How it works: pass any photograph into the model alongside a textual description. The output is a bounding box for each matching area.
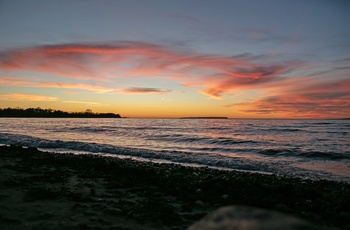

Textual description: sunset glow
[1,1,349,118]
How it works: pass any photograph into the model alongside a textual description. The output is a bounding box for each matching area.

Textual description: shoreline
[0,145,349,229]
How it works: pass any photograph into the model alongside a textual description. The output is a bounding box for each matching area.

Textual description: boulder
[188,205,322,230]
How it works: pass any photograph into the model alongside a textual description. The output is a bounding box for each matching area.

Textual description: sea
[0,118,349,183]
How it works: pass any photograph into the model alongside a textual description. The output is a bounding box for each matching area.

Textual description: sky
[0,0,349,118]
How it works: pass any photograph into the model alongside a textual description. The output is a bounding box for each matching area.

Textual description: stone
[188,205,321,230]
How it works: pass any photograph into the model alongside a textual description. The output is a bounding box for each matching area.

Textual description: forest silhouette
[0,107,121,118]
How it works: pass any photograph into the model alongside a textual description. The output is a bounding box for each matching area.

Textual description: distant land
[180,117,228,119]
[0,107,121,118]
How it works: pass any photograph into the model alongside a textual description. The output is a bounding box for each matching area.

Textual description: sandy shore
[0,145,349,229]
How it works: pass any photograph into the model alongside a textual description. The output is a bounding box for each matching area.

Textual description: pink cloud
[228,79,350,118]
[0,42,294,98]
[0,42,176,80]
[37,82,114,93]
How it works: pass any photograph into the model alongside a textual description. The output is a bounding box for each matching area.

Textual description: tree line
[0,107,121,118]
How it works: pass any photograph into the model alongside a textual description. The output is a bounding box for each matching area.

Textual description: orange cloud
[0,94,58,101]
[0,77,113,93]
[0,77,33,86]
[62,101,108,106]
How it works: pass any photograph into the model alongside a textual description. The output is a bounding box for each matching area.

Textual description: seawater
[0,118,349,182]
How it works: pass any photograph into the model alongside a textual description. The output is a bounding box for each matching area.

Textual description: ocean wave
[258,148,350,160]
[67,126,112,133]
[262,128,305,132]
[211,138,257,145]
[65,125,184,134]
[1,132,349,182]
[0,132,263,171]
[147,134,259,146]
[312,122,333,125]
[295,151,350,160]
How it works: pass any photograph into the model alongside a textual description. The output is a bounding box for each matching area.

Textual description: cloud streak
[38,82,114,93]
[0,94,58,101]
[0,77,114,93]
[121,87,172,94]
[62,101,107,106]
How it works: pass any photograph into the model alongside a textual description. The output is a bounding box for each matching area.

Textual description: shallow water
[0,118,349,182]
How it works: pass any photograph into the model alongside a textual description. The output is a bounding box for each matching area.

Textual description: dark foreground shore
[0,145,349,229]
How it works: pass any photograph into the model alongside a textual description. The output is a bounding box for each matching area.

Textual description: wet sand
[0,145,349,229]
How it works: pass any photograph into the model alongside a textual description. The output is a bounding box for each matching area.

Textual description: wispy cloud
[0,94,58,101]
[226,79,350,118]
[62,101,107,106]
[0,42,166,80]
[175,14,301,45]
[0,77,113,93]
[37,82,114,93]
[175,14,224,34]
[121,87,172,94]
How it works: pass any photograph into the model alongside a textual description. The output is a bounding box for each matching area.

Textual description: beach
[0,145,349,229]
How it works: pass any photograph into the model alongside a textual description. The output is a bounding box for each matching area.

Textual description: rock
[195,200,204,208]
[188,205,321,230]
[222,194,229,200]
[103,207,123,216]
